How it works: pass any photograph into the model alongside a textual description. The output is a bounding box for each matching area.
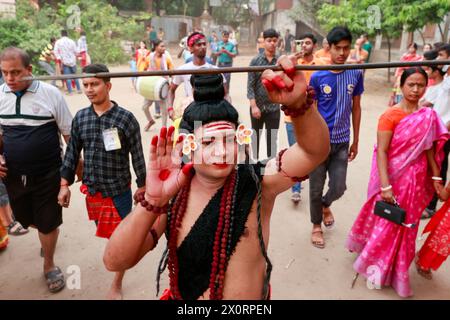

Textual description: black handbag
[374,199,415,228]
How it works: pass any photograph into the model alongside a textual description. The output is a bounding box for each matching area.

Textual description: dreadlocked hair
[156,74,271,300]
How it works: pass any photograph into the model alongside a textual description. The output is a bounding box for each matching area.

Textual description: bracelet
[276,148,309,182]
[380,185,392,192]
[280,86,315,118]
[432,176,443,181]
[140,200,168,215]
[60,183,69,187]
[167,107,174,112]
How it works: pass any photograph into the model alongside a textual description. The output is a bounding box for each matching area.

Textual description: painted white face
[195,121,237,166]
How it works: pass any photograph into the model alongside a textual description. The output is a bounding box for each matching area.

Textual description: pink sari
[346,107,449,297]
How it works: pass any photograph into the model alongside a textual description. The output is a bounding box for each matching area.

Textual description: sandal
[311,230,325,249]
[415,259,432,280]
[44,266,65,293]
[7,221,29,236]
[322,207,335,230]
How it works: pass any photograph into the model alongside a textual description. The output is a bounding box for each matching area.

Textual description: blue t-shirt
[310,70,364,144]
[129,60,137,72]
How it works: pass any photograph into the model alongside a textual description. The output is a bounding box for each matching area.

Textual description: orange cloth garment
[377,107,409,132]
[0,216,8,250]
[314,49,331,65]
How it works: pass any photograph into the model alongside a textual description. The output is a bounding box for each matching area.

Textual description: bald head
[0,47,31,68]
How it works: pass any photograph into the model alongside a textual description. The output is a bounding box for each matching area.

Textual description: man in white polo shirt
[167,32,227,120]
[0,47,76,293]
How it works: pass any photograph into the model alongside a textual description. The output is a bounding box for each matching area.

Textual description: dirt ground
[1,53,449,300]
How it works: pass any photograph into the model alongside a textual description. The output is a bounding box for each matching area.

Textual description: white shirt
[77,36,88,53]
[433,75,450,126]
[172,62,223,97]
[0,81,72,135]
[421,82,443,106]
[54,36,78,67]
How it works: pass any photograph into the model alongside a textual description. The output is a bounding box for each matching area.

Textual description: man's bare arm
[104,204,164,271]
[167,82,179,109]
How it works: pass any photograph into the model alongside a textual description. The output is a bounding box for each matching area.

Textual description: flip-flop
[44,266,65,293]
[311,230,325,249]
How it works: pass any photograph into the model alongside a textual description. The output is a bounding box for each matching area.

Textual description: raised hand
[142,126,193,208]
[261,55,308,109]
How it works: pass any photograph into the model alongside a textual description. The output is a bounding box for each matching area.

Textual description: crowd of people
[1,23,450,301]
[34,28,90,95]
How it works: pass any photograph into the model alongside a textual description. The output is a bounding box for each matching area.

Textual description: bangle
[432,176,443,181]
[168,107,174,112]
[380,185,392,192]
[60,183,69,187]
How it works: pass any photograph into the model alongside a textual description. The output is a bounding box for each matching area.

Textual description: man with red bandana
[167,32,227,120]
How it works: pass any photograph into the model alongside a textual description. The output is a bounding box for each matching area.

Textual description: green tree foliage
[315,0,449,43]
[0,0,150,72]
[396,0,450,43]
[109,0,146,11]
[211,0,253,28]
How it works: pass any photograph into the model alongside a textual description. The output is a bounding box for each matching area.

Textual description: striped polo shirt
[0,81,73,175]
[310,69,364,143]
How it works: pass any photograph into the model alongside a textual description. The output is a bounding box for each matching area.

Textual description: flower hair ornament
[179,133,198,155]
[236,124,252,146]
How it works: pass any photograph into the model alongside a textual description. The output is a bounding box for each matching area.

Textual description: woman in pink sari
[346,67,449,298]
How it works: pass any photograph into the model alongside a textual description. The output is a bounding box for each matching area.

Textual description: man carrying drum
[140,39,174,131]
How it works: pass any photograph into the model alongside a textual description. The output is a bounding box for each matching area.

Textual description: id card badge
[102,128,122,151]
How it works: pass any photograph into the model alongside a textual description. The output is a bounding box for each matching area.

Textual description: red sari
[417,199,450,270]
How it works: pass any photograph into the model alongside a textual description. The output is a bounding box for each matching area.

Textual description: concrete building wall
[151,15,194,43]
[0,0,16,18]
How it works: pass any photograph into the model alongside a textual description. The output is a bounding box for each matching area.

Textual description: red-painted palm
[140,126,193,207]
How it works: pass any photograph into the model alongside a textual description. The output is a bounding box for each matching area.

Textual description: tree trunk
[144,0,153,13]
[386,33,391,83]
[437,23,444,41]
[443,14,450,43]
[418,29,425,46]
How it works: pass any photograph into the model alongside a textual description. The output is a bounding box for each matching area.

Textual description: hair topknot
[180,74,238,133]
[190,74,225,102]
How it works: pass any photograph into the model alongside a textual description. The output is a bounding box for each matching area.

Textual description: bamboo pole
[22,60,450,81]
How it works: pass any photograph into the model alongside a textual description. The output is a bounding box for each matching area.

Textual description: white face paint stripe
[202,129,236,138]
[204,121,234,130]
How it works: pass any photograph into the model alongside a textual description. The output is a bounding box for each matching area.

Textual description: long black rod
[22,60,450,81]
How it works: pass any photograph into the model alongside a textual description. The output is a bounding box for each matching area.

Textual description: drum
[136,76,169,101]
